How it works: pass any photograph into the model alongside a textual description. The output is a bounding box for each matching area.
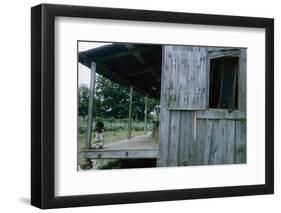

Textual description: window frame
[206,49,242,112]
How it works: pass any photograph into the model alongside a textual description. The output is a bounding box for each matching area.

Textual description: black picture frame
[31,3,274,209]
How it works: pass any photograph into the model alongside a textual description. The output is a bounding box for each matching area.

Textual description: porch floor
[81,134,158,159]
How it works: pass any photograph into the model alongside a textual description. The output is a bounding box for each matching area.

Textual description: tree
[79,74,158,121]
[96,75,129,119]
[78,84,89,120]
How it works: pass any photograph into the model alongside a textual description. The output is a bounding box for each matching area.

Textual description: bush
[78,116,154,133]
[79,126,85,134]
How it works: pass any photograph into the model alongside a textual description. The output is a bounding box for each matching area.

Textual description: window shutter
[162,46,207,110]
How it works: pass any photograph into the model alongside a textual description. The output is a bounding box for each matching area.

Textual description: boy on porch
[91,121,104,149]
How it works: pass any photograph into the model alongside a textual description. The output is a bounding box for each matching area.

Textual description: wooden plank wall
[196,115,246,165]
[158,110,246,166]
[158,46,247,167]
[158,46,207,166]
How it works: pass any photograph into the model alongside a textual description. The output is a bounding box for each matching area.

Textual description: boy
[91,121,104,149]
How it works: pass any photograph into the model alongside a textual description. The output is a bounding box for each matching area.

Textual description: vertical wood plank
[239,49,247,112]
[209,120,227,164]
[168,111,181,166]
[209,120,219,164]
[206,52,210,108]
[178,111,195,166]
[235,120,247,163]
[157,46,170,166]
[85,62,96,149]
[157,107,169,166]
[178,111,187,166]
[195,118,206,165]
[127,85,133,139]
[203,119,213,165]
[226,120,236,164]
[216,120,227,164]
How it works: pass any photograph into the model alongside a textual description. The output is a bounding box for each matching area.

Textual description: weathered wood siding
[238,49,247,112]
[158,46,207,166]
[158,46,246,167]
[196,114,246,165]
[158,110,246,166]
[162,46,207,110]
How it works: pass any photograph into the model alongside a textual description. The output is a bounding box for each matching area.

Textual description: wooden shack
[78,43,246,169]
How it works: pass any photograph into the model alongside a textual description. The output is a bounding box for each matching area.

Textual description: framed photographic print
[31,3,274,209]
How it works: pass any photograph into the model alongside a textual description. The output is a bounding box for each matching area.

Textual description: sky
[78,41,112,87]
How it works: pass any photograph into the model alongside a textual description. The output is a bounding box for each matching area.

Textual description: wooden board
[195,118,207,165]
[82,134,158,159]
[162,46,207,110]
[235,120,247,163]
[85,62,96,149]
[167,111,181,166]
[197,109,246,120]
[178,111,195,166]
[83,150,157,159]
[226,120,236,164]
[157,46,171,166]
[209,49,240,59]
[203,119,213,164]
[238,49,247,112]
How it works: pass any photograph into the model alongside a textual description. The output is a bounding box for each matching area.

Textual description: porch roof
[78,43,162,98]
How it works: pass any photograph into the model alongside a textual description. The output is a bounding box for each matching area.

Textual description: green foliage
[78,84,89,120]
[78,117,153,133]
[95,75,129,119]
[78,74,158,121]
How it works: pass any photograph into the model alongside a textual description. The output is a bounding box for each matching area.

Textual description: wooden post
[144,95,148,134]
[238,49,247,112]
[85,62,96,149]
[127,85,133,139]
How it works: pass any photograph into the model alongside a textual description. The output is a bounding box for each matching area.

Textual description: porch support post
[144,95,148,134]
[85,62,96,149]
[127,85,133,139]
[80,62,96,170]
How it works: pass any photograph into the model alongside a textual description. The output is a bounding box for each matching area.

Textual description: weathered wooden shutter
[158,46,207,166]
[162,46,207,110]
